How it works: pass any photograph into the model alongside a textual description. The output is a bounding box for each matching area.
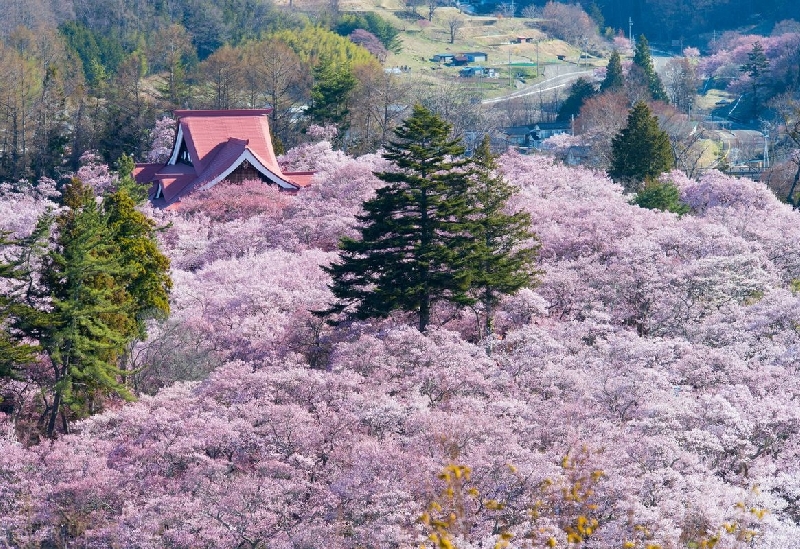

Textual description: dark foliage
[633,179,690,215]
[324,105,474,332]
[558,78,597,122]
[325,107,538,334]
[601,50,624,93]
[609,101,674,188]
[335,12,402,53]
[633,35,668,102]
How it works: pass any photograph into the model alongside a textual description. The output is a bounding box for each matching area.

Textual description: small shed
[463,52,488,63]
[512,36,533,43]
[432,53,455,63]
[566,145,592,166]
[459,66,497,78]
[501,121,571,148]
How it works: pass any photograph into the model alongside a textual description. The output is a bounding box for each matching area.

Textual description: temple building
[135,110,313,207]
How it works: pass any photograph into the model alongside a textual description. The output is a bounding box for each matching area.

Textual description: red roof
[175,110,279,174]
[283,171,315,188]
[134,163,162,182]
[154,165,195,203]
[137,110,313,206]
[192,137,250,188]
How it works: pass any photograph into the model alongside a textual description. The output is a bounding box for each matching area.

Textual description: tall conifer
[741,41,769,116]
[325,105,474,332]
[326,109,540,334]
[38,180,137,435]
[609,101,674,187]
[14,179,173,436]
[601,50,625,92]
[633,35,668,102]
[467,136,540,339]
[104,188,171,338]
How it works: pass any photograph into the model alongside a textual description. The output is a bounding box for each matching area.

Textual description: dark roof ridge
[175,109,273,117]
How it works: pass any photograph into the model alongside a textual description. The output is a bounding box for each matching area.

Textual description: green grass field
[276,0,597,97]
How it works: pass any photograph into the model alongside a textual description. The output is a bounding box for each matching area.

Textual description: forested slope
[539,0,800,43]
[0,0,393,182]
[1,142,799,547]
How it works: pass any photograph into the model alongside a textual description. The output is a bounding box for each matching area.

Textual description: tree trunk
[787,162,800,208]
[46,384,62,438]
[484,288,494,337]
[419,297,430,332]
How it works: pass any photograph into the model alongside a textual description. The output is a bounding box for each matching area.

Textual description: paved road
[482,68,595,105]
[482,49,673,106]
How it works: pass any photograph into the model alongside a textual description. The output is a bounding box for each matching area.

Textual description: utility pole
[580,38,587,67]
[509,50,512,88]
[629,17,634,48]
[536,40,540,77]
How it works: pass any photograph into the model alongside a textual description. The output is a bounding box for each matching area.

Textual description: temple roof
[175,110,278,174]
[136,110,314,206]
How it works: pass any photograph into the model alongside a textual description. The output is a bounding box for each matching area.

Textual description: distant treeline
[0,0,409,182]
[497,0,800,43]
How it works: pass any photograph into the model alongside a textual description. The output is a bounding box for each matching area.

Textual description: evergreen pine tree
[601,50,624,92]
[741,41,769,82]
[324,104,474,332]
[467,136,540,339]
[557,78,596,121]
[609,101,674,187]
[633,35,668,102]
[104,188,171,339]
[37,179,137,435]
[19,178,172,436]
[741,41,769,117]
[0,233,39,380]
[308,59,357,129]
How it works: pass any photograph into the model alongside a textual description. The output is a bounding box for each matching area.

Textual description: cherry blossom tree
[76,150,117,194]
[145,116,177,164]
[2,137,800,547]
[699,31,800,108]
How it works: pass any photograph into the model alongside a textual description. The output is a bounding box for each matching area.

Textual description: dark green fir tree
[324,104,474,332]
[21,179,173,437]
[104,187,172,338]
[609,101,674,188]
[633,35,668,102]
[37,179,138,436]
[467,136,540,339]
[557,77,596,121]
[741,41,769,116]
[601,50,625,92]
[308,59,357,128]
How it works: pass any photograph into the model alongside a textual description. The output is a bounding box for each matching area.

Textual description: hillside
[1,142,799,546]
[2,2,800,546]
